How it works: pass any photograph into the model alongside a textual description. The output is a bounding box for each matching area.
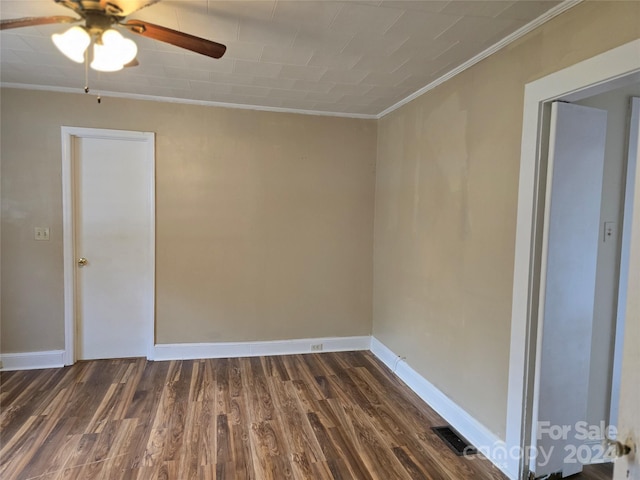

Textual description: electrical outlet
[34,227,50,241]
[311,343,323,352]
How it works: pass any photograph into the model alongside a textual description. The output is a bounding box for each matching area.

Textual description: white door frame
[61,126,156,365]
[505,39,640,479]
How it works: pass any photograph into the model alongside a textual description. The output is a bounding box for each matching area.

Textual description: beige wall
[0,90,376,352]
[373,1,640,439]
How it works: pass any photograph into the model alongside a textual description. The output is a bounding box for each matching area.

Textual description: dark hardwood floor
[572,462,613,480]
[1,351,508,479]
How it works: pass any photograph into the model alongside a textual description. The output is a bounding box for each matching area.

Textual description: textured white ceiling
[0,0,566,117]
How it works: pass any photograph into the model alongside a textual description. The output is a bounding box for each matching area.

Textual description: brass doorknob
[78,257,88,267]
[605,435,633,458]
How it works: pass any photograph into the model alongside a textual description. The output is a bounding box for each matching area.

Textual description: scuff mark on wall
[412,154,421,235]
[423,93,472,238]
[1,200,28,220]
[425,93,468,193]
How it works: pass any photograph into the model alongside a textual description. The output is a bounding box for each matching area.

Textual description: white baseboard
[0,350,65,371]
[152,335,371,361]
[370,337,514,479]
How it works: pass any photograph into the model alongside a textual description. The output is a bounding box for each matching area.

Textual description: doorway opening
[504,39,640,480]
[532,83,638,480]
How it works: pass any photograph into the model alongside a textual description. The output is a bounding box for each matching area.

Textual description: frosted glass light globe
[52,26,90,63]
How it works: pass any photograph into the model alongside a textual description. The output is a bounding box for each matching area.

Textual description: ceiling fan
[0,0,227,72]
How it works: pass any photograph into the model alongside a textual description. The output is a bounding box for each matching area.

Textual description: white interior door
[613,97,640,480]
[531,102,608,477]
[67,128,155,360]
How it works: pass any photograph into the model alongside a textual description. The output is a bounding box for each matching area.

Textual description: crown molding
[376,0,582,119]
[0,82,378,120]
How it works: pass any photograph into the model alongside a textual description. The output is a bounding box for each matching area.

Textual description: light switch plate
[35,227,50,241]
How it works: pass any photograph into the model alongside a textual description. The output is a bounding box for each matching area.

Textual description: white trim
[61,131,74,366]
[61,127,156,365]
[152,336,371,361]
[370,337,511,478]
[507,39,640,479]
[0,83,377,120]
[0,350,65,371]
[376,0,581,119]
[0,0,579,121]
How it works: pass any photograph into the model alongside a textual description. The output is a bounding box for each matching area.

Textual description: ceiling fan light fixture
[91,42,123,72]
[90,29,138,72]
[5,0,227,83]
[52,25,90,63]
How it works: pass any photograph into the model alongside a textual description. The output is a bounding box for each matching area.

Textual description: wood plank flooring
[0,351,507,479]
[574,462,613,480]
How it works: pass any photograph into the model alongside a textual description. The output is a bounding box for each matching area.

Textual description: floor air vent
[431,426,477,456]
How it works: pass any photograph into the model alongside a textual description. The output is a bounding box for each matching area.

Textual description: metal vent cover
[431,426,477,456]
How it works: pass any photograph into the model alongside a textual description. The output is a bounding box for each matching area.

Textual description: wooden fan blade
[122,20,226,59]
[124,58,139,67]
[0,15,80,30]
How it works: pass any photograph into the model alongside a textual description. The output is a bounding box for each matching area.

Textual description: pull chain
[83,44,102,104]
[84,46,89,93]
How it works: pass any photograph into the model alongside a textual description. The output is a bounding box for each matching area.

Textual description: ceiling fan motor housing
[84,11,116,38]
